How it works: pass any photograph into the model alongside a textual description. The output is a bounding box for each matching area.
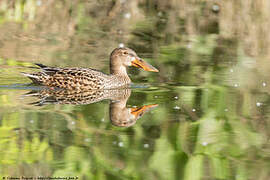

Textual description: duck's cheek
[125,59,133,66]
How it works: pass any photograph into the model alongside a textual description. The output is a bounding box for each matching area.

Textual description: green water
[1,0,270,180]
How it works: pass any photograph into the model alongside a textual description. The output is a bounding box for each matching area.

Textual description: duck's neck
[110,58,131,84]
[110,64,128,76]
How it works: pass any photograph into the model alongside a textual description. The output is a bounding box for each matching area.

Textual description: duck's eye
[123,52,128,55]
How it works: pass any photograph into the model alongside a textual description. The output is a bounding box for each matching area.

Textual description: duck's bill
[131,104,159,118]
[131,58,159,72]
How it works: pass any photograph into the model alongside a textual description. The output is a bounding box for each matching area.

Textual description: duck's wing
[22,63,110,90]
[35,63,60,75]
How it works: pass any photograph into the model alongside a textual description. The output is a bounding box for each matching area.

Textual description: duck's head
[110,103,159,127]
[110,47,159,75]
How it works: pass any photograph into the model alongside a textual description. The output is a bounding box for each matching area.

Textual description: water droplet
[36,0,42,6]
[224,108,228,112]
[212,4,220,12]
[234,83,239,87]
[262,82,267,87]
[124,13,131,19]
[118,142,124,147]
[192,109,196,112]
[117,30,123,35]
[174,106,180,110]
[174,96,178,100]
[202,142,208,146]
[143,144,149,148]
[230,69,234,73]
[119,43,124,48]
[101,118,105,122]
[256,102,262,107]
[154,95,158,98]
[71,121,75,125]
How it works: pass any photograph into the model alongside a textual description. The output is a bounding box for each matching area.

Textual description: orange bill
[131,104,159,118]
[131,58,159,72]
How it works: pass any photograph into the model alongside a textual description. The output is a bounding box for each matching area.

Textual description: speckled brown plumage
[23,66,116,90]
[27,88,131,105]
[22,48,159,90]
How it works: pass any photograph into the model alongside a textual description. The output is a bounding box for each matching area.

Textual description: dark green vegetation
[1,0,270,179]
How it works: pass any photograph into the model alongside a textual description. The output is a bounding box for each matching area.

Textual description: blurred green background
[1,0,270,179]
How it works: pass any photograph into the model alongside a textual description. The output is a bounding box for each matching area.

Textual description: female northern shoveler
[22,48,159,90]
[25,88,158,127]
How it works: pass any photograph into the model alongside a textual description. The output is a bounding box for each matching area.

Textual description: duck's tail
[35,63,48,69]
[21,63,53,84]
[21,72,43,84]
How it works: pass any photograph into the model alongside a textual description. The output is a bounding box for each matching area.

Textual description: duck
[22,47,159,90]
[24,88,158,127]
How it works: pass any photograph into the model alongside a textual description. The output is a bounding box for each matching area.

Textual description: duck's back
[22,64,111,90]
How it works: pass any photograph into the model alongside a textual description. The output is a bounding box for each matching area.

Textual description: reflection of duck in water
[22,48,158,90]
[25,88,158,127]
[108,90,158,127]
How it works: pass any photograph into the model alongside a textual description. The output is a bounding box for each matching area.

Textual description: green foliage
[184,155,204,180]
[53,146,92,178]
[149,134,175,180]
